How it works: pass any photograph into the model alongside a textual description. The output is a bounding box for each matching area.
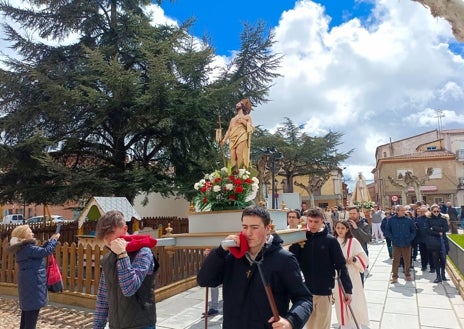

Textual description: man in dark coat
[384,205,416,283]
[197,206,312,329]
[415,206,431,271]
[446,201,458,234]
[289,208,352,329]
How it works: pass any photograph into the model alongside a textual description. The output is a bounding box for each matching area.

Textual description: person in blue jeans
[202,286,221,317]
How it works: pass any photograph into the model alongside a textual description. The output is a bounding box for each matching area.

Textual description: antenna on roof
[435,110,444,137]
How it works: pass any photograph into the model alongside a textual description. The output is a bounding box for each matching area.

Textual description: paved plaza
[1,241,463,328]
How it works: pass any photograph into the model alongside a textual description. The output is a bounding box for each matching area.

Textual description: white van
[2,214,25,224]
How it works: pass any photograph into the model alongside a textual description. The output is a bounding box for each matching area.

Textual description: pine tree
[0,1,281,205]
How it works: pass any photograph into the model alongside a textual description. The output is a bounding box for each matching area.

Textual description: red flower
[228,194,237,200]
[214,177,221,183]
[244,178,253,184]
[202,196,207,204]
[235,186,244,194]
[200,186,207,193]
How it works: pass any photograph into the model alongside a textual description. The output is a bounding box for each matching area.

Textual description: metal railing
[447,236,464,276]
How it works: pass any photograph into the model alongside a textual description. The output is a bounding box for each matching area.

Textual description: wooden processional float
[155,208,307,248]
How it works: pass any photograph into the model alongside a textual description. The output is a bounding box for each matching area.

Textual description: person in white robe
[333,220,370,329]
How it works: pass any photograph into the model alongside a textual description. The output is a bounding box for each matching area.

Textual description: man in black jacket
[446,201,458,234]
[289,208,352,329]
[197,206,312,329]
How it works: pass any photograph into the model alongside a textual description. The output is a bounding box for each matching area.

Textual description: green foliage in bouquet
[193,166,259,211]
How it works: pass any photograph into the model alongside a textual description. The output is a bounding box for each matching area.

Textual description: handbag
[47,254,63,292]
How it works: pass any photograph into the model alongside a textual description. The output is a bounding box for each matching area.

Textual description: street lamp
[264,147,284,209]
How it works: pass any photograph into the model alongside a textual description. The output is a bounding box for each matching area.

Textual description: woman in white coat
[333,220,370,329]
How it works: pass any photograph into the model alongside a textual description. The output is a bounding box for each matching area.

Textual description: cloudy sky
[1,0,464,192]
[160,0,464,190]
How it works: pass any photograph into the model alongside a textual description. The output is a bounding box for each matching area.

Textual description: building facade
[373,129,464,208]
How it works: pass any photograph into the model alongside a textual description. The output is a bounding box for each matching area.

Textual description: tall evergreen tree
[251,118,352,206]
[0,1,281,205]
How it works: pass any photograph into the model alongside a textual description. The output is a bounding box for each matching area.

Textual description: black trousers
[20,310,40,329]
[430,249,446,273]
[418,242,429,269]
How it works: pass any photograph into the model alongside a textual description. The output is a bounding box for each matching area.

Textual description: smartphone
[55,224,62,234]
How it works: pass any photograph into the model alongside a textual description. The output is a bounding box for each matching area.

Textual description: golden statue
[221,98,254,168]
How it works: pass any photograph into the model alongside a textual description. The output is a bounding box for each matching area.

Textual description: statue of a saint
[221,98,254,168]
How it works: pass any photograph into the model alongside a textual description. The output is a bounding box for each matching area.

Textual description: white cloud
[254,0,464,182]
[2,0,463,187]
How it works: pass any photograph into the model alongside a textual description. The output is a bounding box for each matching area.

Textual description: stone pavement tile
[442,283,464,304]
[417,289,457,308]
[380,313,419,329]
[383,298,418,315]
[453,303,464,317]
[365,278,391,292]
[368,320,380,329]
[366,269,392,281]
[387,284,417,299]
[415,281,447,295]
[368,302,384,321]
[157,306,211,329]
[365,290,388,305]
[418,307,461,329]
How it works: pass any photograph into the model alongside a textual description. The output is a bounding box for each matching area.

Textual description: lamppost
[264,147,284,209]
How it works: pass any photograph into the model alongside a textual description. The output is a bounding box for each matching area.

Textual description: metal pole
[271,158,276,209]
[204,287,209,329]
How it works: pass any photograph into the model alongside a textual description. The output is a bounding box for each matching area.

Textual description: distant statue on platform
[221,98,254,168]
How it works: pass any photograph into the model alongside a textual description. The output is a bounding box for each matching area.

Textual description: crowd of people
[6,199,461,329]
[197,200,460,328]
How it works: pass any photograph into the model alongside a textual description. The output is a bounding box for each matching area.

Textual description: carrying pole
[204,287,209,329]
[336,275,360,329]
[255,260,280,322]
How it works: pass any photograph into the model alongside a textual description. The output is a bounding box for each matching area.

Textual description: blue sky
[161,0,375,56]
[159,0,464,188]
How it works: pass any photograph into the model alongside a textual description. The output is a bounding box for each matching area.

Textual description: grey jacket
[349,218,371,255]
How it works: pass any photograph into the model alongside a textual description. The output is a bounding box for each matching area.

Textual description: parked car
[2,214,25,224]
[27,215,68,225]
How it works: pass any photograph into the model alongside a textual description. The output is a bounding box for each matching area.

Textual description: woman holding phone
[7,225,60,329]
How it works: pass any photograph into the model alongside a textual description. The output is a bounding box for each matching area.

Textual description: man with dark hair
[347,206,372,255]
[287,209,302,229]
[299,202,308,217]
[93,210,158,329]
[289,208,352,329]
[197,206,312,329]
